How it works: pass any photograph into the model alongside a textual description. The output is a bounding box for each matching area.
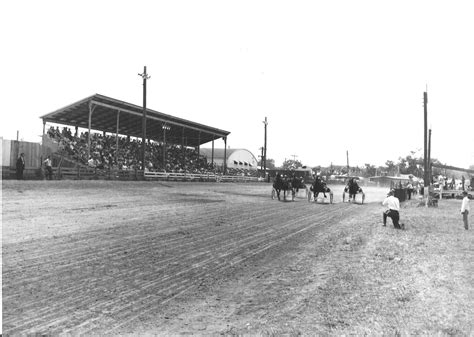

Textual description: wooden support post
[87,101,96,159]
[198,131,201,156]
[182,127,185,170]
[223,137,227,175]
[116,110,120,164]
[211,138,215,169]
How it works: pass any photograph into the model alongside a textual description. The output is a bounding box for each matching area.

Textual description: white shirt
[382,195,400,211]
[461,196,470,213]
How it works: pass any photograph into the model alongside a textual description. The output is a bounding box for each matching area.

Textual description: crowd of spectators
[46,126,258,177]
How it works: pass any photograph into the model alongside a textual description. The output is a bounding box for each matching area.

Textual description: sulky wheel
[361,192,365,204]
[271,188,277,200]
[330,192,334,204]
[342,191,346,203]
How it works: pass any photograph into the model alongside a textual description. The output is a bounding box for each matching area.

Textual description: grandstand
[2,94,270,180]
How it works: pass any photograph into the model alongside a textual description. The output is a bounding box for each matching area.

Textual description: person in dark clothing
[16,153,25,180]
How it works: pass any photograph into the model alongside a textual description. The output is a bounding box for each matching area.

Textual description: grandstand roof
[40,94,230,147]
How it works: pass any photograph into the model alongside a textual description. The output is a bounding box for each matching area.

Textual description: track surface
[2,180,384,335]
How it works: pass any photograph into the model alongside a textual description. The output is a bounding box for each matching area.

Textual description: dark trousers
[407,189,413,200]
[16,170,23,180]
[45,166,53,180]
[463,210,469,230]
[383,209,401,229]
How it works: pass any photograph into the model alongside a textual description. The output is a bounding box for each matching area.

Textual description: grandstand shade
[40,94,230,147]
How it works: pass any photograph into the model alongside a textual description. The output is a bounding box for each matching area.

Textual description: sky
[1,0,473,169]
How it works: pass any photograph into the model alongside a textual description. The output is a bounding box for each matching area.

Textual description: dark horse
[343,178,365,203]
[273,174,294,201]
[310,176,331,200]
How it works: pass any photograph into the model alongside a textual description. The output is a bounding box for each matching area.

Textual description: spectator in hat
[16,153,25,180]
[382,189,405,229]
[461,190,470,230]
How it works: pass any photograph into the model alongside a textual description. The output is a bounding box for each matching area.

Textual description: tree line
[258,151,474,179]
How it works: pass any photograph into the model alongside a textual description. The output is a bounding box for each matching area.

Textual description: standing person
[382,189,405,229]
[16,153,25,180]
[406,181,413,200]
[461,191,470,230]
[44,155,53,180]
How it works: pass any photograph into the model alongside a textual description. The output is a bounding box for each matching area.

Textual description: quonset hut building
[199,148,258,172]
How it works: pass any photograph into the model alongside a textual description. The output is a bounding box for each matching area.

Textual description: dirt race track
[2,180,473,336]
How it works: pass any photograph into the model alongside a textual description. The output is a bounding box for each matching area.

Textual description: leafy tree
[397,151,423,176]
[281,159,303,170]
[364,163,376,177]
[385,160,396,176]
[257,158,276,170]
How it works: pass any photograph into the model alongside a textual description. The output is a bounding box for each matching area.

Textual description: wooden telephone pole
[263,117,268,175]
[138,66,150,173]
[423,91,429,194]
[346,150,350,175]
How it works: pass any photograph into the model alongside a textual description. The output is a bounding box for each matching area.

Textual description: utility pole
[291,154,298,161]
[263,117,268,176]
[428,128,432,184]
[346,150,350,175]
[138,66,150,173]
[423,91,429,195]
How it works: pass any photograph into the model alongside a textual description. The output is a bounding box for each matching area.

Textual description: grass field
[2,180,473,335]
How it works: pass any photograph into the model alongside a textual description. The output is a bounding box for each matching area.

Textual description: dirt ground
[2,180,473,336]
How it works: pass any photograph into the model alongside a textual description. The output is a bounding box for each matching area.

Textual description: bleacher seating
[46,126,259,178]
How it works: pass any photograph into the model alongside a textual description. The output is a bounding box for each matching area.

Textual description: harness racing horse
[343,178,365,204]
[309,176,333,203]
[272,174,294,201]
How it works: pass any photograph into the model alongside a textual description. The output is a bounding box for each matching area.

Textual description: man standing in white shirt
[44,155,53,180]
[461,190,470,230]
[382,189,405,230]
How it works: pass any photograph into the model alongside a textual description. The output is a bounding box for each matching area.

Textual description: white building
[200,148,258,171]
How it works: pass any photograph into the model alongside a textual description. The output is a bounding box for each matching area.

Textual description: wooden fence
[1,138,261,183]
[144,171,260,183]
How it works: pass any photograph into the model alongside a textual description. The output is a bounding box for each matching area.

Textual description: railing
[56,167,143,180]
[2,165,262,183]
[144,171,260,183]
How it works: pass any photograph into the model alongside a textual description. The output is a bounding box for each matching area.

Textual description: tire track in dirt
[6,204,341,334]
[2,182,365,335]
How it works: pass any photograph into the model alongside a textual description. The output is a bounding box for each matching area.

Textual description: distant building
[369,174,420,187]
[200,148,258,171]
